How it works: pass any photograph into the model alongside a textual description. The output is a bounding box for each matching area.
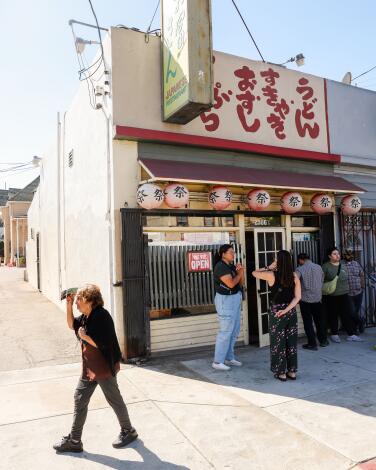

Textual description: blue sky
[0,0,375,188]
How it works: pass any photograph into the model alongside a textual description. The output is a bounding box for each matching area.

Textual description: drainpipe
[101,106,115,316]
[16,218,19,267]
[57,112,62,297]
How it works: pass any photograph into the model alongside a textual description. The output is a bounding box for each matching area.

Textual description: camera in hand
[60,287,78,301]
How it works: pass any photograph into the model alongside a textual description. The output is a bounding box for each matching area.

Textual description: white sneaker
[225,359,243,367]
[330,335,341,343]
[346,335,364,342]
[212,362,231,371]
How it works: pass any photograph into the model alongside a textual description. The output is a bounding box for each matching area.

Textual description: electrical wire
[87,0,105,67]
[146,0,160,34]
[231,0,265,62]
[352,64,376,82]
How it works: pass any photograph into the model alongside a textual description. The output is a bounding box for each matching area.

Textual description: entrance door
[254,228,285,347]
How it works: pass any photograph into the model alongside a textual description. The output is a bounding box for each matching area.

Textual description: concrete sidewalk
[0,267,81,370]
[1,332,376,470]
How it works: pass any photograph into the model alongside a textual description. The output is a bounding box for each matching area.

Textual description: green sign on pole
[162,0,213,124]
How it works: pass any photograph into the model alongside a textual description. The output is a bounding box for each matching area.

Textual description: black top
[73,306,122,376]
[213,260,240,295]
[270,271,295,305]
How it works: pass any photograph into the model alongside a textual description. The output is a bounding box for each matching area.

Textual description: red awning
[139,158,364,194]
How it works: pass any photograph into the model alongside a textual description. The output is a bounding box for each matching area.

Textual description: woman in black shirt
[253,250,301,381]
[212,244,244,371]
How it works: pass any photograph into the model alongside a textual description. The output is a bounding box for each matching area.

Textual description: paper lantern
[164,183,189,208]
[208,186,232,210]
[310,193,333,214]
[247,189,271,211]
[341,195,362,215]
[280,192,303,214]
[136,183,164,209]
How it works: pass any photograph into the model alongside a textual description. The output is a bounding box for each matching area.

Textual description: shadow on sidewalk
[138,329,376,419]
[65,439,189,469]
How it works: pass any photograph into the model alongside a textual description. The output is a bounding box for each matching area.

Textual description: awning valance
[139,159,364,194]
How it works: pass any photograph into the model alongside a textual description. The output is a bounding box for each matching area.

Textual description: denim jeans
[214,291,242,364]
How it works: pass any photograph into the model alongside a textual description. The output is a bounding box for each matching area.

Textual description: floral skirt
[269,303,298,375]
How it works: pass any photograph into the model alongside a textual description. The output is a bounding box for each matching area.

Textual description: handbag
[322,264,341,296]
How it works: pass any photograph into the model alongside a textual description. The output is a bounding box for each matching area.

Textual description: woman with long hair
[253,250,301,381]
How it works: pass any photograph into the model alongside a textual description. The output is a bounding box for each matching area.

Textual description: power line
[231,0,265,62]
[352,64,376,82]
[146,0,160,34]
[87,0,105,67]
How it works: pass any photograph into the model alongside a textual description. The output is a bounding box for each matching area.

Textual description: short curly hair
[76,284,104,309]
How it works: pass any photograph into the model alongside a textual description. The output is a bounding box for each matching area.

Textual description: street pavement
[1,267,376,469]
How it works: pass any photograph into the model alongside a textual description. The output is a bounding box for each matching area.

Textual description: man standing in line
[296,253,329,350]
[343,249,365,334]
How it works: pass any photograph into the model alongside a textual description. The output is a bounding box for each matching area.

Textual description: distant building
[0,178,39,266]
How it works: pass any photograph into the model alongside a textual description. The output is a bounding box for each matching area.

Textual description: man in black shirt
[212,244,244,371]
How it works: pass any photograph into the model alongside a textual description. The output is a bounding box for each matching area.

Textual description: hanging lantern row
[136,183,361,215]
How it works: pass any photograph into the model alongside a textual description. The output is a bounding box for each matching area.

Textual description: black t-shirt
[214,260,240,295]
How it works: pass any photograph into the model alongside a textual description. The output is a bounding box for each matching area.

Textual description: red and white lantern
[136,183,164,209]
[247,189,271,211]
[208,186,232,210]
[280,192,303,214]
[310,193,333,214]
[341,195,362,215]
[164,183,189,208]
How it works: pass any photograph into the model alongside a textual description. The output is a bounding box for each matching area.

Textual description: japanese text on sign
[200,60,324,145]
[187,251,212,272]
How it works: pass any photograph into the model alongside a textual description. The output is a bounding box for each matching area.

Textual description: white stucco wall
[26,186,40,290]
[26,140,60,303]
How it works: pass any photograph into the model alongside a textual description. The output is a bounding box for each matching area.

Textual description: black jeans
[322,294,355,336]
[71,376,132,441]
[300,301,327,346]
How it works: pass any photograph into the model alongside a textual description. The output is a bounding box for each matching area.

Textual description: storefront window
[245,216,281,228]
[291,215,319,227]
[145,231,241,320]
[145,215,235,227]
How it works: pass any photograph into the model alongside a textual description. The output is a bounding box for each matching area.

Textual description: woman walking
[212,244,244,371]
[253,250,301,381]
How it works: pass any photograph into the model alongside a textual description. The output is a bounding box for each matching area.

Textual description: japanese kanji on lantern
[341,195,362,215]
[136,183,164,210]
[280,192,303,214]
[247,189,271,211]
[164,183,190,208]
[310,193,333,214]
[208,186,232,210]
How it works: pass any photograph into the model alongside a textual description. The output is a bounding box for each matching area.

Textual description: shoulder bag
[322,264,341,296]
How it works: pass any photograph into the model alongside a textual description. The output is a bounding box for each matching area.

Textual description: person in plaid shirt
[343,250,365,333]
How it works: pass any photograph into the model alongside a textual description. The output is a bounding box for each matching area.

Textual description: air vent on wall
[68,150,74,168]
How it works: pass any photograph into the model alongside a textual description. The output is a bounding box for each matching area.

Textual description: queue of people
[212,244,365,381]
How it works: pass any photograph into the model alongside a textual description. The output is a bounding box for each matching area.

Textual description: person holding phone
[253,250,301,381]
[53,284,137,453]
[212,244,244,371]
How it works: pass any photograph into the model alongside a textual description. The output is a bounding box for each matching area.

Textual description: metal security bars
[148,243,242,310]
[292,240,320,266]
[339,210,376,327]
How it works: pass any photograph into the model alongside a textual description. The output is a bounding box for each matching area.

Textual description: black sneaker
[53,434,83,453]
[302,344,318,351]
[320,340,329,347]
[112,427,138,448]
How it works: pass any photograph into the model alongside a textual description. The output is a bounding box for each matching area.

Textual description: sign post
[161,0,213,124]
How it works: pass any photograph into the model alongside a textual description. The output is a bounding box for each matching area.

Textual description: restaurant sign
[187,251,213,272]
[161,0,213,123]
